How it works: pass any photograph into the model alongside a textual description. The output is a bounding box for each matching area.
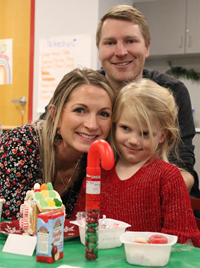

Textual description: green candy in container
[85,140,114,261]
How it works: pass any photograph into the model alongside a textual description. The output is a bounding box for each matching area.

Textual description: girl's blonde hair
[35,67,115,183]
[111,79,180,162]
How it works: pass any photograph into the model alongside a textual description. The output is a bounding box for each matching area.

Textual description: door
[0,0,31,129]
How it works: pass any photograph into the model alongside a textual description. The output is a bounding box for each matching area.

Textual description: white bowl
[120,231,178,267]
[71,218,130,249]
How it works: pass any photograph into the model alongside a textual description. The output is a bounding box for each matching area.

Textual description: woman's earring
[54,131,63,146]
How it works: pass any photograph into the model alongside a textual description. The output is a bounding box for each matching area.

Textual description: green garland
[167,61,200,81]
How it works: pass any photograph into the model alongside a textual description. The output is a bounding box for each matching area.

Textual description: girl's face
[115,110,165,165]
[58,84,112,154]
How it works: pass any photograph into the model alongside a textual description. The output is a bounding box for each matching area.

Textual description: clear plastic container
[71,218,130,249]
[120,231,178,267]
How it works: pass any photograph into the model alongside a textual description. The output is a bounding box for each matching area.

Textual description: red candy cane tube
[85,140,114,261]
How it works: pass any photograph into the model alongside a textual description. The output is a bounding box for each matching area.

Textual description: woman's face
[58,84,112,153]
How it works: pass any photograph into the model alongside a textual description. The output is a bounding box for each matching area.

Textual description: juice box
[36,210,65,263]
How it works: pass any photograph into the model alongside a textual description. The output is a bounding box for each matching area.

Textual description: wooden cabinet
[186,0,200,54]
[134,0,200,56]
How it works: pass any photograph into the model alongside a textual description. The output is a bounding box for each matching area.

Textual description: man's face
[98,19,150,90]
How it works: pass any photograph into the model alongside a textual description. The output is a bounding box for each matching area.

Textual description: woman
[0,68,115,220]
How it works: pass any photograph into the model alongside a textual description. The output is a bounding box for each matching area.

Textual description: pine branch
[167,61,200,81]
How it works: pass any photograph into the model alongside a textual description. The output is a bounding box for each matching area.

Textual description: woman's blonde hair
[96,5,151,48]
[36,67,115,183]
[111,79,180,162]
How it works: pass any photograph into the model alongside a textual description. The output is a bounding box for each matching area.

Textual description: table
[0,232,200,268]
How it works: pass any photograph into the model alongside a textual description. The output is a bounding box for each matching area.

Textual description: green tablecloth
[0,232,199,268]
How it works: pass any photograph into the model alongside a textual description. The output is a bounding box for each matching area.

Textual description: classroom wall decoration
[37,34,92,113]
[0,39,13,85]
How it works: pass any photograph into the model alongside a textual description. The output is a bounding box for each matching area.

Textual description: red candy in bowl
[148,234,168,244]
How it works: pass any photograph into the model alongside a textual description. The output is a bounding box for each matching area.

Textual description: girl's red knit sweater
[72,157,200,247]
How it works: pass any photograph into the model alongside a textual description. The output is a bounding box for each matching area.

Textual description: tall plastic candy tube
[85,140,114,261]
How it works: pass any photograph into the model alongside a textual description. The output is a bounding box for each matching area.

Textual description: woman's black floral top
[0,124,42,220]
[0,123,84,221]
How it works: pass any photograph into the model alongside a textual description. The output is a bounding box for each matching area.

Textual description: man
[95,5,199,196]
[41,5,199,196]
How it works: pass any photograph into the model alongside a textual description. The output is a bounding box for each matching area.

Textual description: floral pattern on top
[0,124,42,220]
[0,124,84,221]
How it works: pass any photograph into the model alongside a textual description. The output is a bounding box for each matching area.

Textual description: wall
[33,0,134,120]
[33,0,99,120]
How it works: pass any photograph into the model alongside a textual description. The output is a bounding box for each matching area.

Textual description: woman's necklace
[57,158,81,192]
[57,171,72,192]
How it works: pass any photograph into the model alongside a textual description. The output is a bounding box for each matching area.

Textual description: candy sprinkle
[41,190,49,198]
[47,182,53,191]
[35,192,43,200]
[40,199,48,208]
[34,183,41,192]
[54,198,62,207]
[40,183,47,191]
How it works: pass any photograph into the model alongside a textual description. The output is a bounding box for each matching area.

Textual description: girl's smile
[115,110,164,165]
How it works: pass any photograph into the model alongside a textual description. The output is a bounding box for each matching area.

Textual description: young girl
[72,79,200,247]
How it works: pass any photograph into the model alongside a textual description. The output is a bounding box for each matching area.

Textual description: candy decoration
[20,204,29,217]
[40,199,48,208]
[19,218,29,230]
[34,191,43,200]
[47,182,53,190]
[53,198,62,207]
[41,190,49,198]
[40,183,47,191]
[49,190,57,198]
[148,234,168,244]
[134,237,149,244]
[85,140,114,261]
[47,198,55,207]
[34,183,41,192]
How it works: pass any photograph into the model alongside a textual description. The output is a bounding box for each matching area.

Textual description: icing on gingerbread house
[19,182,65,235]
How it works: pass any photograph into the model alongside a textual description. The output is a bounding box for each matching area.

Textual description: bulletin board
[37,34,92,113]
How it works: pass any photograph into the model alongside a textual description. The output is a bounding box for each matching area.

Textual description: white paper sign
[37,34,92,113]
[2,234,37,256]
[57,264,81,268]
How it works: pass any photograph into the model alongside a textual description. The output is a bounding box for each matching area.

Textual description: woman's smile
[58,84,112,154]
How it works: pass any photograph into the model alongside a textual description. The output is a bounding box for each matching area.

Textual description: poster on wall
[0,39,13,85]
[37,34,92,113]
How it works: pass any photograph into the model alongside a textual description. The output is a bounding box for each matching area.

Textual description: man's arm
[180,170,194,192]
[173,81,197,192]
